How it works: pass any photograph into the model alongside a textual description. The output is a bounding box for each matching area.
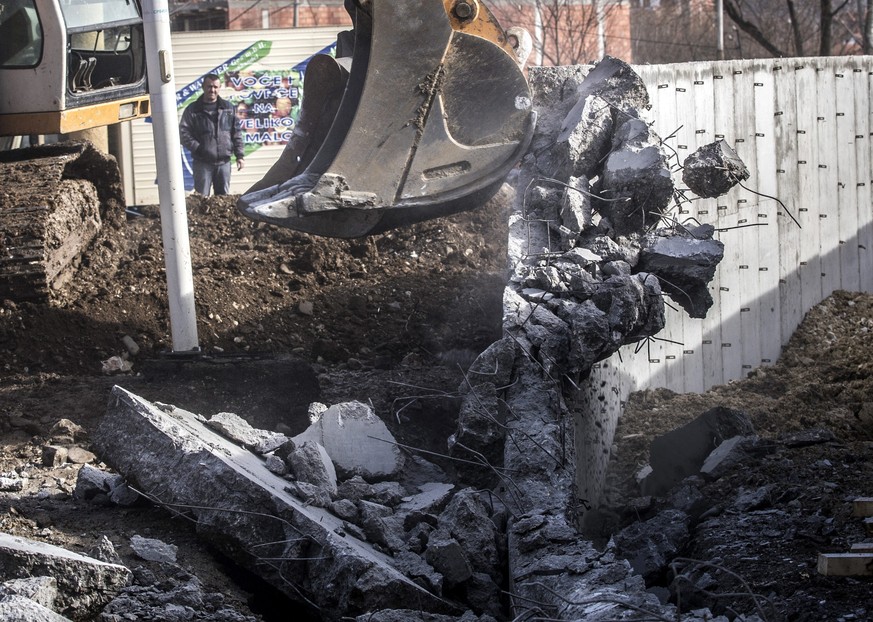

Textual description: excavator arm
[237,0,535,238]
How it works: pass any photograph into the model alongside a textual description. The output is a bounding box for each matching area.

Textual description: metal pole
[141,0,200,352]
[293,0,299,28]
[595,0,606,59]
[717,0,725,59]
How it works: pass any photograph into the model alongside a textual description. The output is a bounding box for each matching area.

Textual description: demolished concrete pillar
[495,56,737,621]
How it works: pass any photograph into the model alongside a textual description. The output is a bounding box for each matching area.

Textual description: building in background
[169,0,634,63]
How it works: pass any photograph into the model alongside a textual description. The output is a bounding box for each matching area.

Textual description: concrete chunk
[700,435,758,480]
[205,411,286,451]
[638,229,725,318]
[399,483,455,516]
[573,56,650,119]
[0,533,131,620]
[598,141,674,236]
[613,509,691,583]
[318,401,406,481]
[424,531,472,588]
[460,338,517,393]
[559,175,593,241]
[554,95,614,179]
[288,440,338,495]
[72,464,112,501]
[0,576,58,610]
[448,383,505,487]
[41,446,67,468]
[94,386,453,620]
[645,407,755,495]
[0,594,72,622]
[682,139,750,198]
[129,535,177,564]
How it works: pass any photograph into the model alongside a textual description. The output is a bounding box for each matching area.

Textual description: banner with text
[176,40,336,189]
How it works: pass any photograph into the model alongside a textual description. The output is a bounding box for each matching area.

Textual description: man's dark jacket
[179,95,244,164]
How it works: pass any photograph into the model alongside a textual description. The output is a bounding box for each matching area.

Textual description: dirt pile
[599,290,873,620]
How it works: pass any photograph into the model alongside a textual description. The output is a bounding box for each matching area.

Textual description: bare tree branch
[821,0,834,54]
[865,0,873,52]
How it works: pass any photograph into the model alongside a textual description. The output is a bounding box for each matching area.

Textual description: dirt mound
[600,290,873,620]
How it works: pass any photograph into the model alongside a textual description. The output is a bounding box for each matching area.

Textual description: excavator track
[238,0,535,238]
[0,142,124,302]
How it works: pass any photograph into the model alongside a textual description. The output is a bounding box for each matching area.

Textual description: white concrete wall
[579,56,873,506]
[597,56,873,397]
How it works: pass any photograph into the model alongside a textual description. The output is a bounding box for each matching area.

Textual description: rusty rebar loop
[647,272,697,313]
[476,487,521,519]
[716,222,768,232]
[680,215,705,228]
[364,434,518,474]
[658,126,685,171]
[671,186,695,209]
[128,485,323,611]
[511,580,675,622]
[711,163,799,229]
[735,178,800,228]
[657,212,702,239]
[249,538,311,548]
[460,368,569,472]
[531,176,632,203]
[669,556,775,621]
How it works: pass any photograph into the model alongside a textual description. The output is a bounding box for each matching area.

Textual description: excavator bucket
[237,0,535,238]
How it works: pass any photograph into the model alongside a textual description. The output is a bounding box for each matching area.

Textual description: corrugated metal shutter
[126,26,344,206]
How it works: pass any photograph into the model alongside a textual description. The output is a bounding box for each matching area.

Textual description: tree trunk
[865,0,873,53]
[820,0,834,55]
[787,0,805,55]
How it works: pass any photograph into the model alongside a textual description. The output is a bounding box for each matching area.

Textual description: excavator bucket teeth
[237,0,535,238]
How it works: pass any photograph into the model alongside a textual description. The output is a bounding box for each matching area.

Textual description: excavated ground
[1,182,872,619]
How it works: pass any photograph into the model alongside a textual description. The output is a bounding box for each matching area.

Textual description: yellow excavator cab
[0,0,150,137]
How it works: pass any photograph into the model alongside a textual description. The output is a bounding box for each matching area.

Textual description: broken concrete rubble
[65,56,746,622]
[94,386,458,620]
[101,566,260,622]
[613,508,691,583]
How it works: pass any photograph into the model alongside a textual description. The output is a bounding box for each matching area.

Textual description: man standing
[179,73,245,196]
